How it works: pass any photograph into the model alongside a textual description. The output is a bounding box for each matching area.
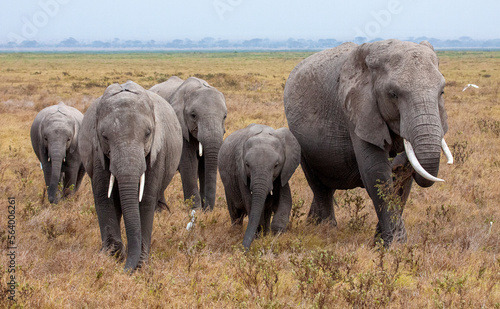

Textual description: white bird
[462,84,479,91]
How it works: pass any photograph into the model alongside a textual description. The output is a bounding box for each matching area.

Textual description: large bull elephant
[284,39,454,246]
[79,81,183,271]
[30,102,85,204]
[150,76,227,210]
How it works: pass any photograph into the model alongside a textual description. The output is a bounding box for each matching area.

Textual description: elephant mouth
[107,173,145,202]
[403,138,453,183]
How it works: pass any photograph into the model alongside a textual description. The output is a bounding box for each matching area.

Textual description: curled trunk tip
[404,139,444,183]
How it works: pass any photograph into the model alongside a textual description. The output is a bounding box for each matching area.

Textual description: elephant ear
[168,78,202,141]
[30,107,49,162]
[339,43,392,150]
[419,40,434,51]
[79,96,106,177]
[69,109,83,154]
[275,127,301,186]
[146,91,182,167]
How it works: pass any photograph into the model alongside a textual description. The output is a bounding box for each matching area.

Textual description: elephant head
[31,102,81,204]
[169,77,227,209]
[236,125,300,249]
[81,81,176,271]
[339,40,453,187]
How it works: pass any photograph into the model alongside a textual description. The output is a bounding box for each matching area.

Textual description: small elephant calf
[218,124,301,249]
[30,102,85,204]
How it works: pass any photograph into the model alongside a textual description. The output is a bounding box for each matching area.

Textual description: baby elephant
[30,102,85,204]
[219,124,301,249]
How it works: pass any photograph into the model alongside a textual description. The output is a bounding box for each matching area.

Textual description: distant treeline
[3,36,500,50]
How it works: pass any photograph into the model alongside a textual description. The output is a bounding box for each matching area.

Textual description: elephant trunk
[242,183,269,249]
[202,140,222,210]
[47,145,66,204]
[108,146,146,271]
[198,120,224,210]
[242,174,274,249]
[406,111,443,188]
[117,178,142,271]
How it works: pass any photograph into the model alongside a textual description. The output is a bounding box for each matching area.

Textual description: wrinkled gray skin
[218,124,301,249]
[79,81,182,272]
[30,102,85,204]
[284,40,449,246]
[151,76,227,210]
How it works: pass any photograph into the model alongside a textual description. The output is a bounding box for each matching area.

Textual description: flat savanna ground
[0,51,499,308]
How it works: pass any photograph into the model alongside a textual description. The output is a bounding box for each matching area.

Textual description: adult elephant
[30,102,85,204]
[79,81,182,271]
[150,76,227,210]
[284,39,454,246]
[218,124,301,249]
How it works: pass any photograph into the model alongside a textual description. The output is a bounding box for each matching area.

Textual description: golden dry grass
[0,51,499,308]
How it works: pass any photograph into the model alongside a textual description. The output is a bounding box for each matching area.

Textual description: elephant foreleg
[93,164,124,259]
[351,135,404,247]
[271,183,292,234]
[198,154,206,208]
[139,195,155,268]
[179,140,201,208]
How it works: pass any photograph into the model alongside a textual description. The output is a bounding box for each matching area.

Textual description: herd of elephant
[30,39,454,272]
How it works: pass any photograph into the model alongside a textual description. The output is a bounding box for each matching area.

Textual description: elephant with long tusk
[284,39,454,246]
[79,81,183,272]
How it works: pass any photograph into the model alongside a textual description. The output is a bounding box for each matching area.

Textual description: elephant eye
[223,114,227,120]
[102,133,108,141]
[191,112,197,120]
[389,91,398,99]
[145,128,151,138]
[440,91,445,96]
[274,161,279,168]
[245,161,249,168]
[44,136,48,141]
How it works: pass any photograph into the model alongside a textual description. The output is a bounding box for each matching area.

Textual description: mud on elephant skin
[284,39,454,246]
[218,124,301,249]
[30,102,85,204]
[79,81,183,271]
[150,76,227,211]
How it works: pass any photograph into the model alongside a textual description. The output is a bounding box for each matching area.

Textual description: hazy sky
[1,0,499,44]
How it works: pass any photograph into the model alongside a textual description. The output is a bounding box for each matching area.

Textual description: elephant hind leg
[301,155,337,225]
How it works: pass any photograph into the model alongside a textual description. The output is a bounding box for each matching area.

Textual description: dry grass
[0,51,499,308]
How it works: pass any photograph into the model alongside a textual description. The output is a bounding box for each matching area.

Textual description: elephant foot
[307,201,337,226]
[271,225,287,235]
[102,240,125,262]
[373,218,407,247]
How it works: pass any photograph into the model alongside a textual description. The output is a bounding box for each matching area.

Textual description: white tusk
[199,142,203,157]
[250,191,253,195]
[108,174,115,198]
[441,139,454,165]
[270,190,273,196]
[40,162,43,169]
[63,157,66,163]
[404,139,444,182]
[48,157,51,162]
[139,173,145,202]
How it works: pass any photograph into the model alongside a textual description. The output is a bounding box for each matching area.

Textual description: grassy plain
[0,50,499,308]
